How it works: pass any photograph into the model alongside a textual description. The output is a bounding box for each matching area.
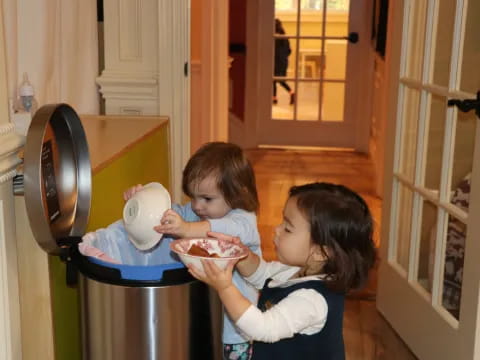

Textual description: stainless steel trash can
[20,104,222,360]
[74,243,222,360]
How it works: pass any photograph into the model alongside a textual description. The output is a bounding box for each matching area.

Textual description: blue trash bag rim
[87,256,186,281]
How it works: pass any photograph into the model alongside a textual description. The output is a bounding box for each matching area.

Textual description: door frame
[242,0,374,151]
[158,0,191,202]
[229,0,274,149]
[377,0,480,358]
[190,0,229,153]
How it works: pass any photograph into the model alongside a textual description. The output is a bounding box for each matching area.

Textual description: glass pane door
[378,0,480,358]
[272,0,349,122]
[389,0,479,324]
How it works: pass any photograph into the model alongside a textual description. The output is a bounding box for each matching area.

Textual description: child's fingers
[123,184,143,201]
[153,224,174,234]
[156,214,178,230]
[123,190,131,201]
[159,216,171,226]
[162,209,172,218]
[226,259,238,272]
[161,212,178,225]
[187,264,205,281]
[201,259,218,277]
[164,209,179,218]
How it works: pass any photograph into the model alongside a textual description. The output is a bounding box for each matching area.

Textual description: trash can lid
[23,104,91,255]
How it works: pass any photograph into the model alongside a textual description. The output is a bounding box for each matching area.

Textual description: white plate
[170,238,248,275]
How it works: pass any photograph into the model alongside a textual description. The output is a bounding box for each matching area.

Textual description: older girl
[189,182,376,359]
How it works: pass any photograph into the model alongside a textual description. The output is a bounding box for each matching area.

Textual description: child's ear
[311,244,327,262]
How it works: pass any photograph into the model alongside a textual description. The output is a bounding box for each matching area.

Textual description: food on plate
[187,244,220,258]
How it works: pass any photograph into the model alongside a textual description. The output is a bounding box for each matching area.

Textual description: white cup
[123,182,171,250]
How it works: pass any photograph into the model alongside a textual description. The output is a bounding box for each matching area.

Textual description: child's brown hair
[289,182,376,293]
[182,142,259,212]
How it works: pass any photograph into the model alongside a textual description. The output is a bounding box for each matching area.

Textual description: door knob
[344,32,359,44]
[448,91,480,117]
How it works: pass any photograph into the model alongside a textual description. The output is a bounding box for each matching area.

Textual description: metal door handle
[448,91,480,117]
[344,32,359,44]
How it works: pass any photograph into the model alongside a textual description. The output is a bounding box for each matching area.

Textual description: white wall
[0,4,24,359]
[2,0,99,114]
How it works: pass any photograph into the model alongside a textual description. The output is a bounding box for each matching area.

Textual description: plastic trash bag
[80,220,179,266]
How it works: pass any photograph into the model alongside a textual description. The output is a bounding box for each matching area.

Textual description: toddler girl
[82,141,261,360]
[189,182,377,360]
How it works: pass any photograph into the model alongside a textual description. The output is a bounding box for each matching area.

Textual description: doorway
[251,0,372,149]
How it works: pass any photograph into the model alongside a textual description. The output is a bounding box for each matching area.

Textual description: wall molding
[0,124,24,180]
[0,125,23,360]
[0,4,24,359]
[97,74,158,99]
[0,170,16,185]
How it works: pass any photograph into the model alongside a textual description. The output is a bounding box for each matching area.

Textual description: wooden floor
[246,148,417,360]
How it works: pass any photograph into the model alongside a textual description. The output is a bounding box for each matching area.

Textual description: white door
[377,0,480,359]
[257,0,371,148]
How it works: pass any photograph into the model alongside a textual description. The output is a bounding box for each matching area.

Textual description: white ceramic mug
[123,182,171,250]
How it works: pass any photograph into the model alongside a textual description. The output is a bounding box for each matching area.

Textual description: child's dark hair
[182,142,259,212]
[289,182,376,293]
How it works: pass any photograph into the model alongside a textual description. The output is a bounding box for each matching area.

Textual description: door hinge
[184,62,189,77]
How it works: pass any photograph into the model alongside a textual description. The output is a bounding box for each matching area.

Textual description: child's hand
[154,209,188,237]
[123,184,143,201]
[188,259,237,293]
[207,231,250,253]
[208,232,259,276]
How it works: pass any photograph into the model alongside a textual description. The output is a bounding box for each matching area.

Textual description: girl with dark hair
[189,182,377,360]
[273,18,295,105]
[83,142,262,360]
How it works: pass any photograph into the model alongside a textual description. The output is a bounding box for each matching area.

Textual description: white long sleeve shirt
[235,259,329,343]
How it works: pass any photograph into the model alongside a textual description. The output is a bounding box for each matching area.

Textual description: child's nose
[274,225,281,236]
[192,201,202,212]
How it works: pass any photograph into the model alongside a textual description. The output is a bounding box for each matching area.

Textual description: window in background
[272,0,349,122]
[275,0,348,12]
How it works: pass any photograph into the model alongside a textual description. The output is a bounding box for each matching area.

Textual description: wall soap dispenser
[12,73,38,135]
[15,72,38,114]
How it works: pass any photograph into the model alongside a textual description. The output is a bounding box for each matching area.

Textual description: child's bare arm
[217,282,252,322]
[236,250,261,277]
[188,259,251,322]
[154,209,211,238]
